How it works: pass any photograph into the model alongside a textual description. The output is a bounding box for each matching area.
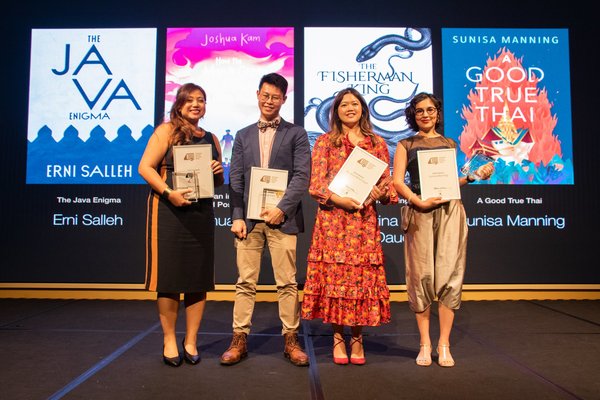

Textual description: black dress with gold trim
[145,133,217,293]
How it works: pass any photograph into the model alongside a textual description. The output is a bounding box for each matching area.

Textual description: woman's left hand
[211,160,224,175]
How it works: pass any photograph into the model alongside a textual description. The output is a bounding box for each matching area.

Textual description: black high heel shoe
[162,346,182,367]
[182,339,201,365]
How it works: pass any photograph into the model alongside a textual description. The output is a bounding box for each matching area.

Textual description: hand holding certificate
[247,167,288,220]
[172,144,214,200]
[417,148,461,200]
[328,146,388,206]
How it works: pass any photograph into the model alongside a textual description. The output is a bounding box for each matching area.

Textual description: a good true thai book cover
[441,28,573,184]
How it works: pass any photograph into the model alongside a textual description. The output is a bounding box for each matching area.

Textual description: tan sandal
[416,343,432,367]
[437,344,455,367]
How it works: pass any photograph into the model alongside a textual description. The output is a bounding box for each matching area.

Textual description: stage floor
[1,299,598,399]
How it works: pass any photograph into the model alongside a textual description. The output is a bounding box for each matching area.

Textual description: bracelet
[466,176,476,183]
[161,187,173,199]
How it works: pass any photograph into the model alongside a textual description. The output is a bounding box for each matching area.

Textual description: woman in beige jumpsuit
[392,93,493,368]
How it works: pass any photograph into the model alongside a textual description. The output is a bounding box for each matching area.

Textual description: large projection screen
[0,1,597,291]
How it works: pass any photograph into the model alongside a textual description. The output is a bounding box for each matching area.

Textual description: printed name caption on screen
[53,197,124,226]
[213,192,229,208]
[379,215,404,244]
[467,214,565,229]
[471,197,564,229]
[476,197,542,204]
[56,196,122,204]
[46,164,133,178]
[52,213,124,226]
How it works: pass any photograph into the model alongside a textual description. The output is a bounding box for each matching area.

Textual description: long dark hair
[328,87,379,147]
[405,92,443,133]
[169,83,207,145]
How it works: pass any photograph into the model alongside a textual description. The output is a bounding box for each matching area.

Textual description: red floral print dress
[301,132,397,326]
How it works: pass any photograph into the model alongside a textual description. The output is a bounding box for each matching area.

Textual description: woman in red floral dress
[301,88,397,365]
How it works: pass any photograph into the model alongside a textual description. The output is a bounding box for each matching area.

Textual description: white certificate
[328,145,388,206]
[247,167,288,220]
[172,144,214,199]
[417,148,461,200]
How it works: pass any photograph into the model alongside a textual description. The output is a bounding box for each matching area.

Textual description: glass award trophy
[172,171,199,201]
[460,152,495,181]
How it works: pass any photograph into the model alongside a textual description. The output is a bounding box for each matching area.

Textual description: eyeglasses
[259,92,283,103]
[415,107,438,116]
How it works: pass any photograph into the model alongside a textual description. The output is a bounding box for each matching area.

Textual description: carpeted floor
[0,299,598,400]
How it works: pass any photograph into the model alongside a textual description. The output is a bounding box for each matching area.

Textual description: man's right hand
[231,219,247,239]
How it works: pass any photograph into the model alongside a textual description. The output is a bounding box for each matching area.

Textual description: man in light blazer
[221,72,311,366]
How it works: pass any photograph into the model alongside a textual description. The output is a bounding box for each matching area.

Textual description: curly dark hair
[405,92,443,133]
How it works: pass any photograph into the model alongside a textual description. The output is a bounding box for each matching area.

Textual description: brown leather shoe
[220,332,248,365]
[284,333,309,366]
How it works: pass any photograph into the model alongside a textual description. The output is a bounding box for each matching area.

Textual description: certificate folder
[172,144,214,200]
[247,167,288,220]
[417,147,460,200]
[328,145,388,206]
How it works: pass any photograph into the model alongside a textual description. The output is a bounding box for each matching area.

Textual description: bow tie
[257,119,280,132]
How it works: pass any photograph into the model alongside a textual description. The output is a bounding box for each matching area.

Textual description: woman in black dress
[138,83,224,367]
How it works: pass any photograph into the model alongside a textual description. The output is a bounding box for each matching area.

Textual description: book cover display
[442,28,573,184]
[304,27,433,162]
[165,27,295,183]
[26,28,157,184]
